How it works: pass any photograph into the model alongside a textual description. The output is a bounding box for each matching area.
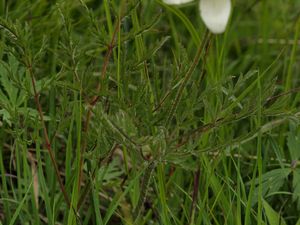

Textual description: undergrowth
[0,0,300,225]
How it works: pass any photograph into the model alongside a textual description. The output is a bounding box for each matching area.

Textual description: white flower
[163,0,231,34]
[199,0,231,34]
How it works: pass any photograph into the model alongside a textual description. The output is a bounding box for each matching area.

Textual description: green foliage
[263,199,287,225]
[0,0,300,224]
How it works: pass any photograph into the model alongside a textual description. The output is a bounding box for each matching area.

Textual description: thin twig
[77,1,127,209]
[27,64,70,206]
[189,167,200,225]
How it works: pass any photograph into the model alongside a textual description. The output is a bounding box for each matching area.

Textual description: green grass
[0,0,300,224]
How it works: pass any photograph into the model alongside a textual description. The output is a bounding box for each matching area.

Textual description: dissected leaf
[263,199,287,225]
[250,168,291,206]
[98,158,124,183]
[292,169,300,210]
[132,36,170,70]
[287,128,300,160]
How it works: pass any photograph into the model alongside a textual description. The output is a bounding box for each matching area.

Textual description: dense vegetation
[0,0,300,224]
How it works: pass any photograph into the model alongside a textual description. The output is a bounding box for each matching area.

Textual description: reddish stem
[28,64,71,207]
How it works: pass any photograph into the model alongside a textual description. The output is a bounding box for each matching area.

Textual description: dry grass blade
[28,152,39,209]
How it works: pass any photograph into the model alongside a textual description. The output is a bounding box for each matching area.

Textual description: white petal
[163,0,194,5]
[199,0,231,34]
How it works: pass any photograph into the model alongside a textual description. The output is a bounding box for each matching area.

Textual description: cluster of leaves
[0,0,300,225]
